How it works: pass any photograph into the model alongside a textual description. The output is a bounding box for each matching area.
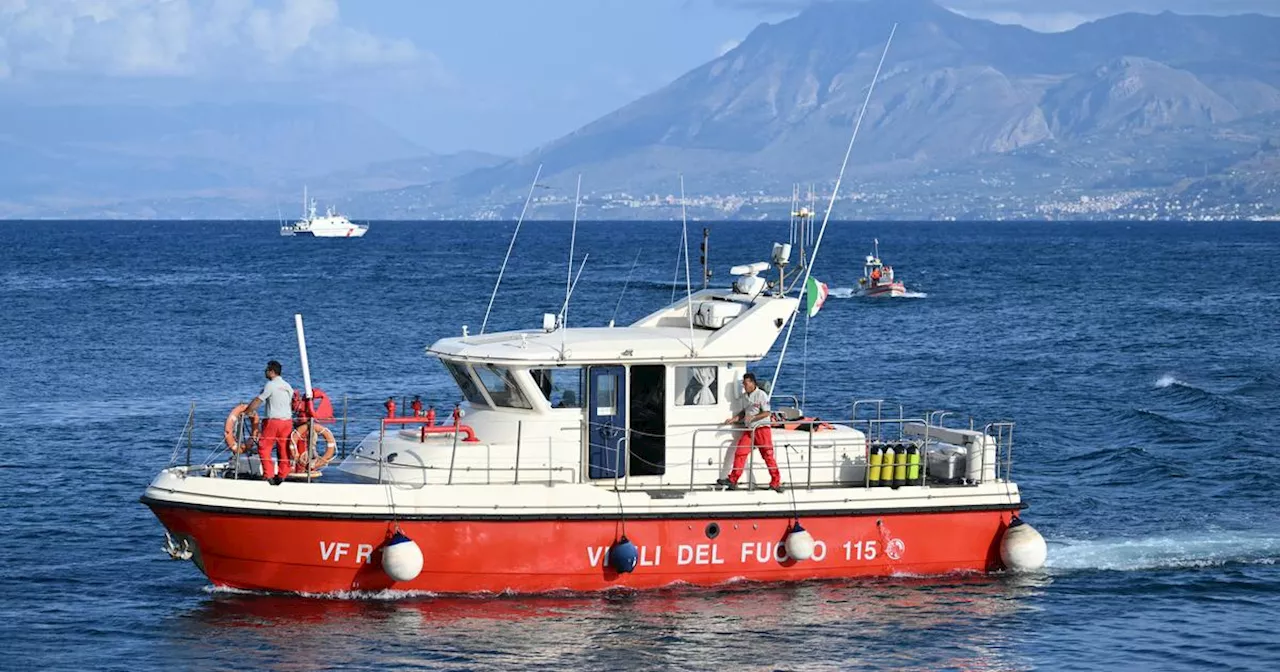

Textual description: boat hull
[295,227,368,238]
[858,282,907,298]
[146,501,1017,594]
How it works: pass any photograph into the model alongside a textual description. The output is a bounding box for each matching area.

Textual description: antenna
[700,228,710,290]
[480,164,543,335]
[559,254,590,323]
[808,184,816,247]
[680,175,696,356]
[768,23,897,400]
[611,249,643,327]
[561,175,582,357]
[294,314,313,398]
[670,225,684,305]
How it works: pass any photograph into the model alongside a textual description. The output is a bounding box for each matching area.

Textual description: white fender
[381,532,424,582]
[1000,518,1047,572]
[785,523,815,562]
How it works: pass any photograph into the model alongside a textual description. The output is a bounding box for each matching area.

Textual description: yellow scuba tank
[906,443,921,485]
[868,443,883,486]
[892,442,907,488]
[881,443,896,488]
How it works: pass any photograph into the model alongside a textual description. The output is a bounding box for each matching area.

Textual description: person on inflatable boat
[716,372,783,493]
[243,360,294,485]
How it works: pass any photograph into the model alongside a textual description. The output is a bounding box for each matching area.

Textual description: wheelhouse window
[531,367,584,408]
[474,364,533,409]
[675,365,719,406]
[442,360,487,407]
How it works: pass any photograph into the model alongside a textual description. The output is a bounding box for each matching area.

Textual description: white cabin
[333,273,872,490]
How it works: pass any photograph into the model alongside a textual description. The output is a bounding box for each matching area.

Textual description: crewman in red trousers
[245,360,294,485]
[716,372,783,493]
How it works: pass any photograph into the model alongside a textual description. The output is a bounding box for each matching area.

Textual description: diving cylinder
[879,444,895,487]
[1000,517,1048,572]
[381,531,424,582]
[892,442,907,488]
[868,443,884,487]
[965,435,998,484]
[906,443,921,485]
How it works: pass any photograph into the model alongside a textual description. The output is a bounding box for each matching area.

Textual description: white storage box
[693,300,746,329]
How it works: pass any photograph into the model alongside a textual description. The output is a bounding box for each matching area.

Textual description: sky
[2,0,1277,156]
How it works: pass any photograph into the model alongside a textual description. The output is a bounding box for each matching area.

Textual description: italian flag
[806,276,829,317]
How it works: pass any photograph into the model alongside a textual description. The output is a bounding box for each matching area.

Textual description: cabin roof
[427,289,799,365]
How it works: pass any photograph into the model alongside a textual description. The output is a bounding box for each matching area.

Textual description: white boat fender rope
[785,521,815,561]
[609,535,640,574]
[1000,516,1047,572]
[381,530,424,582]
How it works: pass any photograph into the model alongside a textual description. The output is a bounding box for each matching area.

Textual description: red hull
[148,502,1017,594]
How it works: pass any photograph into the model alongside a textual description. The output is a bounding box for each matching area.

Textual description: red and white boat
[856,239,907,298]
[142,243,1046,595]
[142,33,1046,594]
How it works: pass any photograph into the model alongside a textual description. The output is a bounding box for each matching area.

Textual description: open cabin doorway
[628,365,666,476]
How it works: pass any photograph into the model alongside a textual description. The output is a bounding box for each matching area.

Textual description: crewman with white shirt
[717,372,783,493]
[244,360,295,485]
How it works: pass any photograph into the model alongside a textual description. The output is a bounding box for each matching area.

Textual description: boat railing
[168,398,1015,489]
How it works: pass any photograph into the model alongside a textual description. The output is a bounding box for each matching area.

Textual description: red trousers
[258,418,293,480]
[727,426,781,487]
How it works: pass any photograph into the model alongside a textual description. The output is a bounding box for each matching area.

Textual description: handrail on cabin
[380,416,481,443]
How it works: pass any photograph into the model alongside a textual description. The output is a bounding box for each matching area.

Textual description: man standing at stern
[717,372,783,493]
[245,360,294,485]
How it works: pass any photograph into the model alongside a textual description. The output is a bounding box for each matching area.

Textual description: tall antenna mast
[769,24,897,399]
[700,228,710,290]
[561,174,582,357]
[480,164,544,335]
[680,175,696,356]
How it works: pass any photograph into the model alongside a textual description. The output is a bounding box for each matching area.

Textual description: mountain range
[4,0,1280,220]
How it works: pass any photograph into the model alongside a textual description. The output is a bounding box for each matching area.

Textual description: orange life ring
[224,403,260,454]
[290,423,337,470]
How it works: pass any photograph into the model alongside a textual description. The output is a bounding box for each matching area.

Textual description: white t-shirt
[257,376,294,420]
[741,388,771,429]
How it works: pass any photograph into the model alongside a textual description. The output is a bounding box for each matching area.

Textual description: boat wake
[204,584,440,600]
[1046,532,1280,572]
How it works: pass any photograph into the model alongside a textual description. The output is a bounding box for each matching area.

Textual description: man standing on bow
[245,360,294,485]
[717,372,783,493]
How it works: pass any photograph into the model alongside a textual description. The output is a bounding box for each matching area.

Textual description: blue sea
[1,220,1278,671]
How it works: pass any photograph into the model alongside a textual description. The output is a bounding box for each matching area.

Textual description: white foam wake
[1155,373,1186,389]
[204,585,440,600]
[1046,532,1280,572]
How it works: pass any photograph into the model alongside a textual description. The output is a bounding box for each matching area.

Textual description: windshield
[473,364,533,409]
[442,360,488,407]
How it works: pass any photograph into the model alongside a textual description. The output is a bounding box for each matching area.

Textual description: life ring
[223,404,259,454]
[290,423,337,470]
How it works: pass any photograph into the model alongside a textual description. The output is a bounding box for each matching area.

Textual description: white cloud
[0,0,431,80]
[716,39,741,56]
[711,0,1280,29]
[948,8,1096,32]
[941,0,1280,31]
